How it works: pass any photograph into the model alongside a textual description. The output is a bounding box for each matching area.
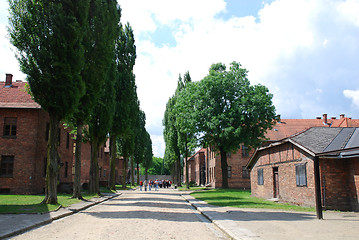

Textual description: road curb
[0,193,120,239]
[181,194,242,240]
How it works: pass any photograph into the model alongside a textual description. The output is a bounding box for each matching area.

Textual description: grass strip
[190,189,315,212]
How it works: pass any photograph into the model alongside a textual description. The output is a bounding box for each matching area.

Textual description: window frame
[3,117,17,137]
[227,166,232,178]
[0,155,14,178]
[257,168,264,185]
[295,163,307,187]
[242,145,249,157]
[242,166,250,179]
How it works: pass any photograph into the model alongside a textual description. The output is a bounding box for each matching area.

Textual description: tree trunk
[42,114,60,204]
[145,168,148,181]
[122,157,128,189]
[130,156,134,186]
[185,143,189,189]
[72,122,83,199]
[136,163,140,185]
[108,136,116,190]
[177,155,182,186]
[219,146,229,189]
[89,139,100,195]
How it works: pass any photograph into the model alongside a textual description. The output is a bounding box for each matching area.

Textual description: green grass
[0,193,98,214]
[177,186,211,191]
[190,189,315,212]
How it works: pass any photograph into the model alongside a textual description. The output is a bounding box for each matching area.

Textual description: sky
[1,0,359,158]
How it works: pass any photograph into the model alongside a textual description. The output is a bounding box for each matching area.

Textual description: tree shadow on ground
[104,201,190,210]
[84,210,203,223]
[204,209,315,221]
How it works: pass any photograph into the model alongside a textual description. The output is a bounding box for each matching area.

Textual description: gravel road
[10,189,229,240]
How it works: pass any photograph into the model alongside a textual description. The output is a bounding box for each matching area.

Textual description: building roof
[0,80,41,109]
[188,148,206,160]
[265,115,359,142]
[248,127,359,169]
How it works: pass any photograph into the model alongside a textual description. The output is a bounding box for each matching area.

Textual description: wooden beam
[314,156,323,219]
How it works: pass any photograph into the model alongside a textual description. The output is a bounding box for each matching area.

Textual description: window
[227,166,232,178]
[257,168,264,185]
[242,166,250,179]
[242,145,249,157]
[1,156,14,177]
[3,117,17,137]
[296,164,307,187]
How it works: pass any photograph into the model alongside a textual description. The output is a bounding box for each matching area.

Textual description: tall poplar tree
[71,0,120,199]
[8,0,89,204]
[109,23,136,189]
[134,110,146,184]
[142,131,153,181]
[174,72,197,189]
[87,60,116,194]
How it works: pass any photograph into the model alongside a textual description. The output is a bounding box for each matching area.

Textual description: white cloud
[344,89,359,109]
[123,0,359,157]
[150,134,166,158]
[1,0,358,158]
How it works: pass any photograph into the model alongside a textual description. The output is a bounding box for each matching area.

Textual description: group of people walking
[139,179,172,191]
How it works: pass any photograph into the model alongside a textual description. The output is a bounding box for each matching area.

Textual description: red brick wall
[250,143,316,207]
[0,109,43,194]
[353,158,359,211]
[0,108,97,194]
[321,158,359,211]
[206,146,252,189]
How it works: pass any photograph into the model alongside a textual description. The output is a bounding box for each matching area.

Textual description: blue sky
[1,0,359,158]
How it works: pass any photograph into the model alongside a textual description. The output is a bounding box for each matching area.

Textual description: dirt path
[11,189,228,240]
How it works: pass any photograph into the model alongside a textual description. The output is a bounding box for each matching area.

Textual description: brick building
[186,114,359,189]
[0,74,113,194]
[247,127,359,211]
[184,148,206,186]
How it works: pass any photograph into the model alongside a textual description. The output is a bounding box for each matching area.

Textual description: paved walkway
[1,188,359,239]
[181,193,359,240]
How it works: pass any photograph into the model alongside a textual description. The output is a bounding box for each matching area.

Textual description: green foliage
[71,0,120,126]
[195,62,276,151]
[145,157,170,175]
[8,0,88,118]
[8,0,90,204]
[134,110,147,165]
[142,131,153,170]
[111,23,137,138]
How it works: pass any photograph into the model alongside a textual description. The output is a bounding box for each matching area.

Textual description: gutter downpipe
[314,156,323,219]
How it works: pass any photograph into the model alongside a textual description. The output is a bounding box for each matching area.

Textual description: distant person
[144,180,147,191]
[149,180,152,191]
[139,180,143,191]
[154,179,159,191]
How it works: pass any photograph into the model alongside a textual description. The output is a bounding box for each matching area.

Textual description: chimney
[5,73,13,87]
[316,117,321,119]
[276,114,281,123]
[331,116,336,119]
[323,114,327,124]
[340,114,345,119]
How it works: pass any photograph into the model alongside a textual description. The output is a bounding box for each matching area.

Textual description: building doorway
[273,167,279,198]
